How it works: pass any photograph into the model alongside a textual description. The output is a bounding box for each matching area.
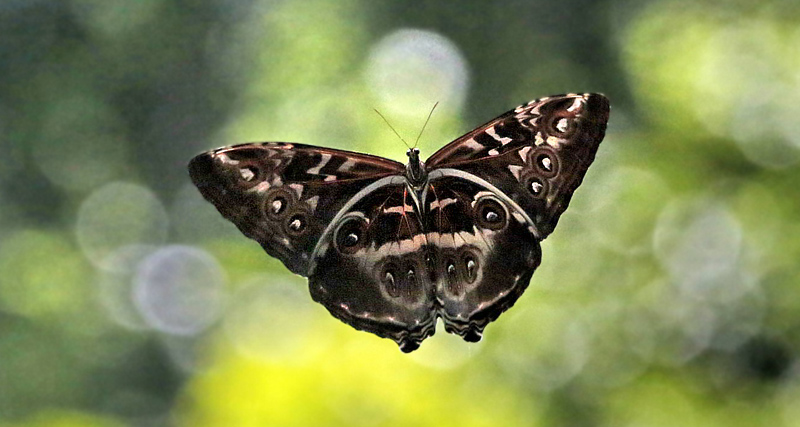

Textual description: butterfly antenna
[413,101,439,148]
[373,108,411,150]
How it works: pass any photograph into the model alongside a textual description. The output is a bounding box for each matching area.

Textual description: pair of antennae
[373,102,439,150]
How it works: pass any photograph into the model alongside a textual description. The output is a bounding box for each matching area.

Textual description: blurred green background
[2,0,800,426]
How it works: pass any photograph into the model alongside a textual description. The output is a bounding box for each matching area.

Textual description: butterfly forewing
[188,93,610,352]
[426,93,610,238]
[188,142,405,275]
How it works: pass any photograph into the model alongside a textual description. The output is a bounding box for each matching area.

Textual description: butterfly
[189,93,610,352]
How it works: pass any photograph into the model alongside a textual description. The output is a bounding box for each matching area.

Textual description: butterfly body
[189,93,610,352]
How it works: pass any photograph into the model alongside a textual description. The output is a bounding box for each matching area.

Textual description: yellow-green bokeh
[2,0,799,426]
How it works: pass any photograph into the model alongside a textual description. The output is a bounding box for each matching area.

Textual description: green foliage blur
[2,0,800,426]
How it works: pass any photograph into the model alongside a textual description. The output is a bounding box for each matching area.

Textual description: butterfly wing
[423,93,610,341]
[307,178,437,352]
[188,142,405,276]
[427,93,610,238]
[189,142,436,351]
[422,171,542,342]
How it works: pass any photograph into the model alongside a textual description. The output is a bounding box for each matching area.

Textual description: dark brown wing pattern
[422,171,542,343]
[419,93,609,343]
[189,142,437,351]
[307,177,437,352]
[427,93,610,238]
[188,142,404,275]
[188,93,610,352]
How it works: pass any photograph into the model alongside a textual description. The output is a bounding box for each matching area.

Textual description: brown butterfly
[189,93,610,352]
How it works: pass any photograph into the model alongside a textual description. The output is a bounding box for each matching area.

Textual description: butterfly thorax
[405,147,427,188]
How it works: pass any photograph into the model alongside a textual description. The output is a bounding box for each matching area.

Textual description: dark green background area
[2,1,800,426]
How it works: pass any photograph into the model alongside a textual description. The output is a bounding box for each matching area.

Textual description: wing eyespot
[264,189,294,220]
[269,197,286,215]
[381,263,401,298]
[474,197,508,231]
[406,266,417,283]
[444,258,462,295]
[548,115,577,138]
[334,215,368,255]
[404,263,419,298]
[230,162,264,189]
[285,212,308,236]
[378,257,423,300]
[530,146,560,178]
[461,252,479,284]
[529,177,546,197]
[536,154,553,172]
[344,233,359,246]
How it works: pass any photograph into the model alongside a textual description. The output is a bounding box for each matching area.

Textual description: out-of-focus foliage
[2,0,800,426]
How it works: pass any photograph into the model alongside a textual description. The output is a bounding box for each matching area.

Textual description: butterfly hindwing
[307,177,436,352]
[422,170,542,342]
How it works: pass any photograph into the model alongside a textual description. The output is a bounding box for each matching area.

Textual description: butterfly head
[405,147,426,186]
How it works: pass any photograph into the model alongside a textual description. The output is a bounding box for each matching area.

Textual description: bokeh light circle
[494,304,590,391]
[365,28,469,117]
[133,245,226,336]
[223,276,324,363]
[76,182,169,270]
[96,244,159,330]
[624,6,800,168]
[653,197,744,300]
[728,87,800,169]
[573,165,671,255]
[32,94,129,191]
[699,22,800,168]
